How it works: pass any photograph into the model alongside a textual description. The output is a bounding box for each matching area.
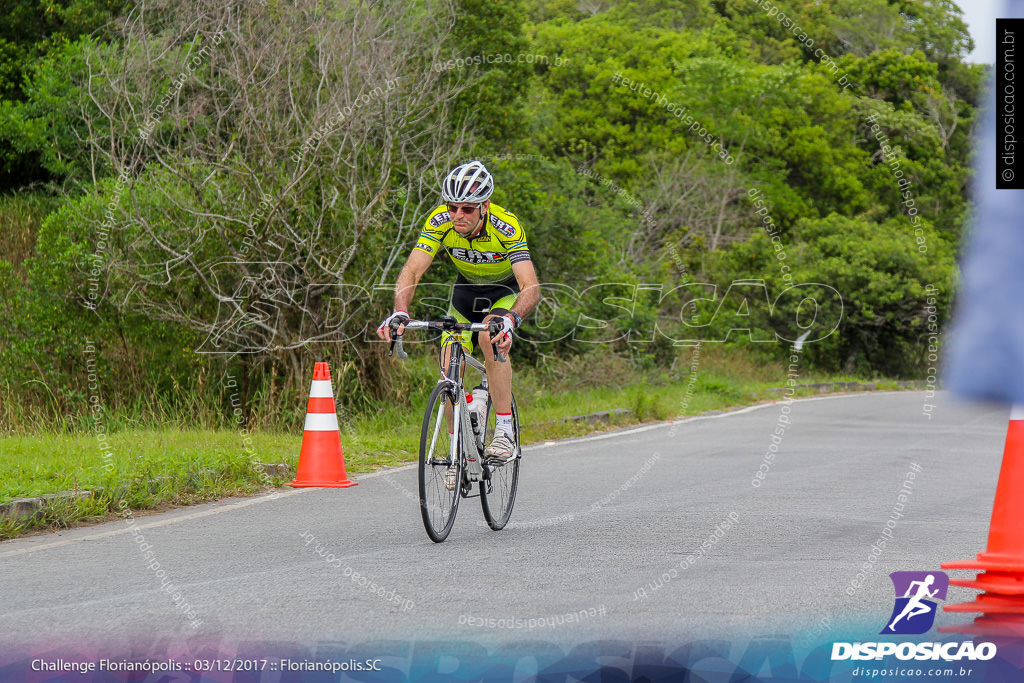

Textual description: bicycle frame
[392,316,521,541]
[392,318,499,486]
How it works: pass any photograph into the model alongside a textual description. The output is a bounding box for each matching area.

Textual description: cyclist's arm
[394,249,434,313]
[508,260,541,322]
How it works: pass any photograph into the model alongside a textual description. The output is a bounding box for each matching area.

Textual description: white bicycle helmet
[441,160,494,203]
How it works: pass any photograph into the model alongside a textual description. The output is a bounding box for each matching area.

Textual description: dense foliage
[0,0,983,432]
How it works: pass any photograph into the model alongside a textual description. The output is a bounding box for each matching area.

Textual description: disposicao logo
[881,571,948,635]
[831,570,997,663]
[831,641,996,662]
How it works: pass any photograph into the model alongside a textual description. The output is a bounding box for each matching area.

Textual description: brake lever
[388,323,409,360]
[489,321,506,363]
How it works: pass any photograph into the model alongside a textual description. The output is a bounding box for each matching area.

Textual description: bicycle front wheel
[480,392,521,530]
[419,382,462,543]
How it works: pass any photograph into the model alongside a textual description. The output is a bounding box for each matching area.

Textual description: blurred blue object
[945,4,1024,403]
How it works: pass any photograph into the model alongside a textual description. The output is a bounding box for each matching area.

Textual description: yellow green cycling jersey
[413,203,531,285]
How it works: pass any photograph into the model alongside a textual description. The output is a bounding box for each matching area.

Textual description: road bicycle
[389,317,521,543]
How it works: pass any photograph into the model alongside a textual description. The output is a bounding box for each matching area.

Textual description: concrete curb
[527,408,633,429]
[0,463,293,521]
[763,380,930,395]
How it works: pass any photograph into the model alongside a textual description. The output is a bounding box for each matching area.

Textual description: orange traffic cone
[941,405,1024,637]
[289,362,357,488]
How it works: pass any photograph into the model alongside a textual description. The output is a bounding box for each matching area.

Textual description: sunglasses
[447,203,480,215]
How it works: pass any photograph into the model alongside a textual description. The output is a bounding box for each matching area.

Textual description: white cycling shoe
[484,432,516,464]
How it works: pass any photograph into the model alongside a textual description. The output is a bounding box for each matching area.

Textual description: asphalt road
[0,390,1010,654]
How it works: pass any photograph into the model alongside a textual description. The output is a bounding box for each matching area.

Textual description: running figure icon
[888,575,938,630]
[881,571,949,635]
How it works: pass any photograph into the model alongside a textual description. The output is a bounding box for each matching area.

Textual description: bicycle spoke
[480,393,520,530]
[419,385,461,542]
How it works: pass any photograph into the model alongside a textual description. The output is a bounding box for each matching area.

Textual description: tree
[444,0,532,148]
[38,0,483,400]
[706,213,955,375]
[0,0,129,190]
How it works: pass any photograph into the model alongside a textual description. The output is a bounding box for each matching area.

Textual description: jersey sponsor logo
[429,211,451,227]
[415,242,434,253]
[450,247,505,265]
[489,214,517,238]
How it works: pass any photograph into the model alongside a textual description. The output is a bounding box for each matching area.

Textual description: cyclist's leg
[481,292,518,422]
[447,280,516,426]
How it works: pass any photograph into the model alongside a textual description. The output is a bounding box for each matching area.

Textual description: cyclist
[377,160,540,462]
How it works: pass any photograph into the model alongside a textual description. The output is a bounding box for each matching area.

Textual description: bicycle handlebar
[388,318,507,363]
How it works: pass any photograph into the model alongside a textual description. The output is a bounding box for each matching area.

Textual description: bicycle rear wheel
[419,383,462,542]
[480,392,520,530]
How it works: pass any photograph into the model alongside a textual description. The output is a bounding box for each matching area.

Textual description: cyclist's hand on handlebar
[494,314,515,355]
[377,310,410,342]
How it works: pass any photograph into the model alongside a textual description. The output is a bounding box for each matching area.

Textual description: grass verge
[0,345,896,540]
